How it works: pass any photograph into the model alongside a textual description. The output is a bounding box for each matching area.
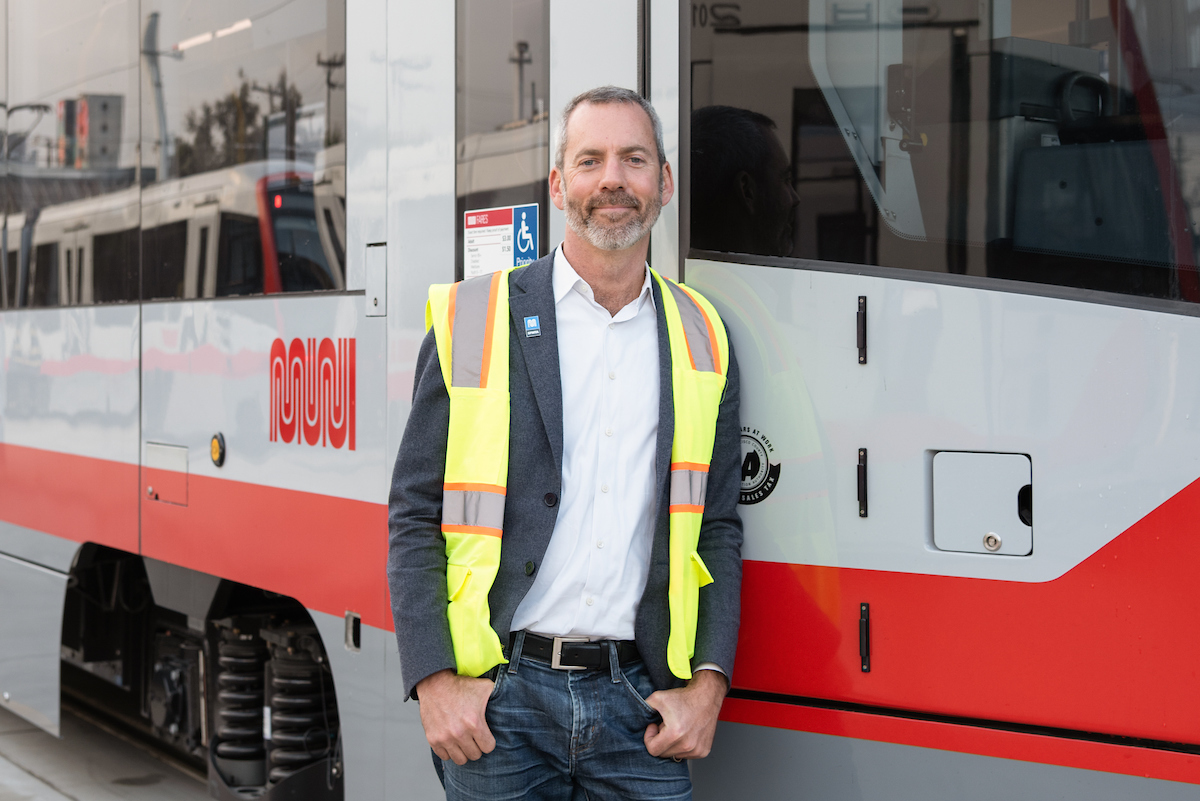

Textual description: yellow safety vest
[425,266,729,680]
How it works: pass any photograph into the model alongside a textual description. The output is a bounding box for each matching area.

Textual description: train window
[29,243,59,308]
[8,1,141,307]
[92,228,138,304]
[142,222,189,301]
[141,0,347,299]
[272,179,340,292]
[216,213,264,297]
[691,0,1200,304]
[455,0,550,279]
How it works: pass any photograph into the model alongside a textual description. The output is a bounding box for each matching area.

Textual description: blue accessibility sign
[513,203,538,266]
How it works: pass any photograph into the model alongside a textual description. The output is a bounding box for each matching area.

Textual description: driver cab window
[691,0,1200,303]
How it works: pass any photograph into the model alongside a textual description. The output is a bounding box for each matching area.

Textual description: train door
[135,2,393,796]
[682,0,1200,796]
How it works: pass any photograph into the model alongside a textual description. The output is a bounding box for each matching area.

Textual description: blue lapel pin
[524,315,541,338]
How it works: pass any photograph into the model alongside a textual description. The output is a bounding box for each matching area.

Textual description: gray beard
[565,190,663,251]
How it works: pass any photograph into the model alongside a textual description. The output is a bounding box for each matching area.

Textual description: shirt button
[544,492,557,507]
[608,323,614,330]
[586,597,594,606]
[608,371,615,380]
[596,540,605,549]
[605,428,613,437]
[601,484,609,493]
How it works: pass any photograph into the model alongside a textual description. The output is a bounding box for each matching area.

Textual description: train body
[2,0,1200,798]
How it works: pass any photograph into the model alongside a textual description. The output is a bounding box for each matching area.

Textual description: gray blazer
[387,254,742,699]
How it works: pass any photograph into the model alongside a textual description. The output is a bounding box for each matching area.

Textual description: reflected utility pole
[509,41,531,122]
[142,12,180,180]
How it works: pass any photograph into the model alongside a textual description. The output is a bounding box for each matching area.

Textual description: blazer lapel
[653,278,674,506]
[509,257,564,471]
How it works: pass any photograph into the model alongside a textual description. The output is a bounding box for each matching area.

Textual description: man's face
[551,101,674,252]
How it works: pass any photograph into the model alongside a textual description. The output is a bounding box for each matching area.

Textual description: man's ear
[659,161,675,207]
[736,170,758,215]
[549,166,566,211]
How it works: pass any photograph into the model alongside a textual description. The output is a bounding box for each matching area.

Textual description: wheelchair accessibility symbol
[513,204,538,266]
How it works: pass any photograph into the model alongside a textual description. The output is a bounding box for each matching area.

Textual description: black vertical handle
[859,603,871,672]
[857,448,868,517]
[857,296,867,364]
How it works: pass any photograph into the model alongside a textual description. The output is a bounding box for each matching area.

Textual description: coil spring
[267,649,338,784]
[214,634,268,762]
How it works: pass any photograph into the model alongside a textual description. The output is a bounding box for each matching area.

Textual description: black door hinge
[857,448,868,517]
[860,603,871,672]
[857,296,867,364]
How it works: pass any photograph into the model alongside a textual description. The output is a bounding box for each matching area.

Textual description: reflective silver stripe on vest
[664,281,715,373]
[442,489,506,531]
[669,469,709,509]
[451,273,495,388]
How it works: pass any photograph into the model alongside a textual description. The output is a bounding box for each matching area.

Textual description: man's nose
[598,156,626,190]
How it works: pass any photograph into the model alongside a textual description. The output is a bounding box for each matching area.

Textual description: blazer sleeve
[691,342,744,678]
[387,327,457,699]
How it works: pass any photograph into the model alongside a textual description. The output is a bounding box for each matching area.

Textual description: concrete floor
[0,704,208,801]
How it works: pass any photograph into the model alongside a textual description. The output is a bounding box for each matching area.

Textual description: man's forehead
[565,101,656,152]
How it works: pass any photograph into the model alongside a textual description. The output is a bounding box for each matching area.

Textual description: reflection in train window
[30,243,59,308]
[3,253,14,310]
[217,214,264,297]
[7,1,141,307]
[455,0,550,278]
[270,179,341,292]
[141,0,347,300]
[691,0,1200,304]
[93,228,138,304]
[143,222,189,302]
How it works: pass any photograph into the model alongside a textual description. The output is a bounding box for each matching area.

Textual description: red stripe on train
[0,443,390,630]
[734,474,1200,750]
[0,443,138,553]
[6,441,1200,773]
[720,697,1200,785]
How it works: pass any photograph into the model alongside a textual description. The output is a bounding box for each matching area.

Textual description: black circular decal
[740,428,780,505]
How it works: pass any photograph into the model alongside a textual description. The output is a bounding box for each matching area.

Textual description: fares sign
[464,203,539,278]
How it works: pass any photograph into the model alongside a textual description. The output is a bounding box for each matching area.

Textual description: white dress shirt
[510,246,659,640]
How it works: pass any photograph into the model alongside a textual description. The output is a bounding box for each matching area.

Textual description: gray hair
[554,86,666,171]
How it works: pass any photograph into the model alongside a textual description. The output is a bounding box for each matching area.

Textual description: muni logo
[269,337,357,450]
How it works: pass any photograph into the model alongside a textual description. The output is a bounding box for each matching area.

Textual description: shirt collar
[552,244,656,311]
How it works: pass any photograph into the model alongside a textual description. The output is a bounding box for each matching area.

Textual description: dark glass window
[456,0,550,280]
[216,213,263,297]
[142,221,188,301]
[92,228,138,304]
[30,243,58,307]
[690,0,1200,304]
[141,0,347,299]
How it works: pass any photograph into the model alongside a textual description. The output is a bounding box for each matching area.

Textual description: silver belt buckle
[550,636,590,670]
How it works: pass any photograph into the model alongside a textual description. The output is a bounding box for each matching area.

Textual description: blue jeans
[440,632,691,801]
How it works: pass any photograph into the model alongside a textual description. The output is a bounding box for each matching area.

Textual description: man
[388,85,742,800]
[690,105,799,258]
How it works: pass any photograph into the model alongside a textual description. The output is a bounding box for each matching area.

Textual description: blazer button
[544,493,557,507]
[525,561,536,576]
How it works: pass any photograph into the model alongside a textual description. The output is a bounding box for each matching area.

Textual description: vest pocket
[447,563,472,602]
[690,551,714,587]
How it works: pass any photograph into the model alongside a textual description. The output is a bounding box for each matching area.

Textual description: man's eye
[580,159,597,167]
[629,157,645,165]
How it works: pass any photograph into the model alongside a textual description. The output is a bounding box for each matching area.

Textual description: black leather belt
[512,632,641,671]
